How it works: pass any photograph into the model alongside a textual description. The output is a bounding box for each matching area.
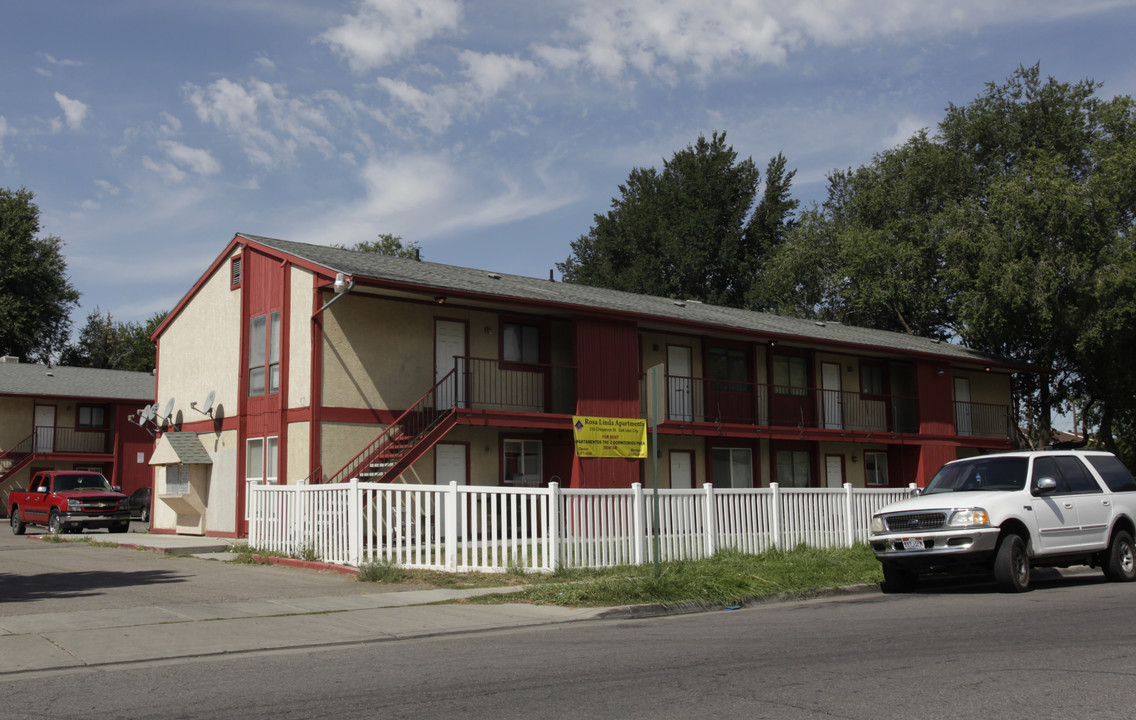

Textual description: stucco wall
[288,267,313,409]
[156,251,242,425]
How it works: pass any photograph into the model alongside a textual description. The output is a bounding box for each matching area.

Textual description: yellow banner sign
[572,416,647,458]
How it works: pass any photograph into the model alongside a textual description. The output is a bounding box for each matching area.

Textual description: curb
[596,582,883,620]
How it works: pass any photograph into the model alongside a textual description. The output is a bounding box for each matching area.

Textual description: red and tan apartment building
[147,234,1033,537]
[0,359,155,511]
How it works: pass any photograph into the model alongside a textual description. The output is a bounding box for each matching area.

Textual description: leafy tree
[0,187,80,363]
[558,133,797,307]
[60,309,167,372]
[336,233,421,259]
[765,65,1136,451]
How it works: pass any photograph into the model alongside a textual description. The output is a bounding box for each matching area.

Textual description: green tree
[765,65,1136,451]
[336,233,421,259]
[60,308,167,372]
[0,187,81,363]
[559,133,797,307]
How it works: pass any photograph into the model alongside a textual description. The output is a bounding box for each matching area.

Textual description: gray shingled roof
[241,233,1020,369]
[162,432,213,465]
[0,362,154,401]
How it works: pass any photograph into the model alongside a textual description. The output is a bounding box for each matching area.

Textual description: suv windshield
[923,457,1029,495]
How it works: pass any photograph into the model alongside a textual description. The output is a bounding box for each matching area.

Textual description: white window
[167,465,190,495]
[712,448,752,488]
[865,451,889,486]
[503,439,541,486]
[246,437,279,485]
[248,311,281,396]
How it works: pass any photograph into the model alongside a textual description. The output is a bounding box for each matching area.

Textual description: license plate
[901,537,925,550]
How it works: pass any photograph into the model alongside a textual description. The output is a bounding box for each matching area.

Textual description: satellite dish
[201,390,215,415]
[141,405,156,422]
[162,397,175,421]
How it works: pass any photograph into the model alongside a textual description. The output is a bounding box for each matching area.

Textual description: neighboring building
[149,233,1036,537]
[0,358,155,512]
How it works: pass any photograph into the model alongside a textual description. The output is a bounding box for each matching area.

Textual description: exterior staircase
[0,431,36,513]
[317,369,461,484]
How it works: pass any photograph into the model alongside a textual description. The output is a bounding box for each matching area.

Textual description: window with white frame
[865,451,889,486]
[245,436,279,485]
[503,439,541,486]
[776,449,813,487]
[248,311,281,396]
[711,448,752,488]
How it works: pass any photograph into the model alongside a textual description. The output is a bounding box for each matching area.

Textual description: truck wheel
[994,533,1030,592]
[141,505,150,523]
[48,510,63,535]
[882,565,918,593]
[10,508,25,536]
[1103,530,1136,582]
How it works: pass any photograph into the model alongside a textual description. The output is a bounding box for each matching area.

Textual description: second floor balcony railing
[454,356,576,415]
[954,401,1013,439]
[641,374,923,435]
[6,426,114,456]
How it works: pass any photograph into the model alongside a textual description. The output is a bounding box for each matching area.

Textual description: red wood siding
[572,318,640,488]
[914,360,955,436]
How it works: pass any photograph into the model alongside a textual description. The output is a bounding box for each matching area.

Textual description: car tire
[48,510,63,535]
[1103,530,1136,582]
[11,508,25,536]
[994,533,1030,592]
[881,565,918,593]
[141,506,150,523]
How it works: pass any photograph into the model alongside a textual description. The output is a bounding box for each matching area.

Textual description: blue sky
[2,0,1135,328]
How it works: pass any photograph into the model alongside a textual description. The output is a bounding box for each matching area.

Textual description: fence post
[843,483,855,547]
[446,481,459,571]
[703,483,717,557]
[247,481,259,547]
[547,482,560,573]
[632,482,646,566]
[348,478,362,566]
[770,482,782,550]
[294,479,306,556]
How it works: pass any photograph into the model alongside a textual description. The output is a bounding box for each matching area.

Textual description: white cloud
[184,77,335,166]
[290,150,576,245]
[159,112,182,136]
[94,179,120,196]
[142,155,187,183]
[54,92,89,130]
[254,55,276,71]
[320,0,462,72]
[0,115,9,147]
[161,140,222,176]
[536,0,1130,82]
[41,53,84,68]
[377,50,540,133]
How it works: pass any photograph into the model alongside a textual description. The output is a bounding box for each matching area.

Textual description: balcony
[642,374,922,434]
[453,356,576,415]
[954,401,1012,439]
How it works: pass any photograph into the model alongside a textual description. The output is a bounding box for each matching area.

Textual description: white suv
[870,450,1136,592]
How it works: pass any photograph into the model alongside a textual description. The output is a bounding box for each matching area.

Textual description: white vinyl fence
[247,481,914,573]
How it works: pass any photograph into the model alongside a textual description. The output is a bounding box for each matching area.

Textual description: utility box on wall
[149,432,214,535]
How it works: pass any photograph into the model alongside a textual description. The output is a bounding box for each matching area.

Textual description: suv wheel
[1103,530,1136,582]
[994,533,1030,592]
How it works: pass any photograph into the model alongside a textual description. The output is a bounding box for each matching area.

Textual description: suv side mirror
[1034,476,1058,495]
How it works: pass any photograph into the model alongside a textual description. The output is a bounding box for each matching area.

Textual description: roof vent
[673,301,686,308]
[0,356,19,363]
[814,321,826,327]
[487,273,501,280]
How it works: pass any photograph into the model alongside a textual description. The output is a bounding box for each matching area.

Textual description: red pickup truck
[9,470,132,535]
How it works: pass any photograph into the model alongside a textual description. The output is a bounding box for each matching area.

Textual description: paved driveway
[0,525,401,618]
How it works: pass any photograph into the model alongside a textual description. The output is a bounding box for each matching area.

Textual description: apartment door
[954,377,972,436]
[34,405,56,452]
[669,450,693,489]
[825,454,844,488]
[667,345,693,421]
[821,362,843,430]
[435,443,468,539]
[435,320,467,409]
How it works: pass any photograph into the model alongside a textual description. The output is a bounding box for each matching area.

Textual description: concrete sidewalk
[0,532,614,675]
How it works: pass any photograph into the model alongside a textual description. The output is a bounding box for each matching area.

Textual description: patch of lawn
[466,545,883,608]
